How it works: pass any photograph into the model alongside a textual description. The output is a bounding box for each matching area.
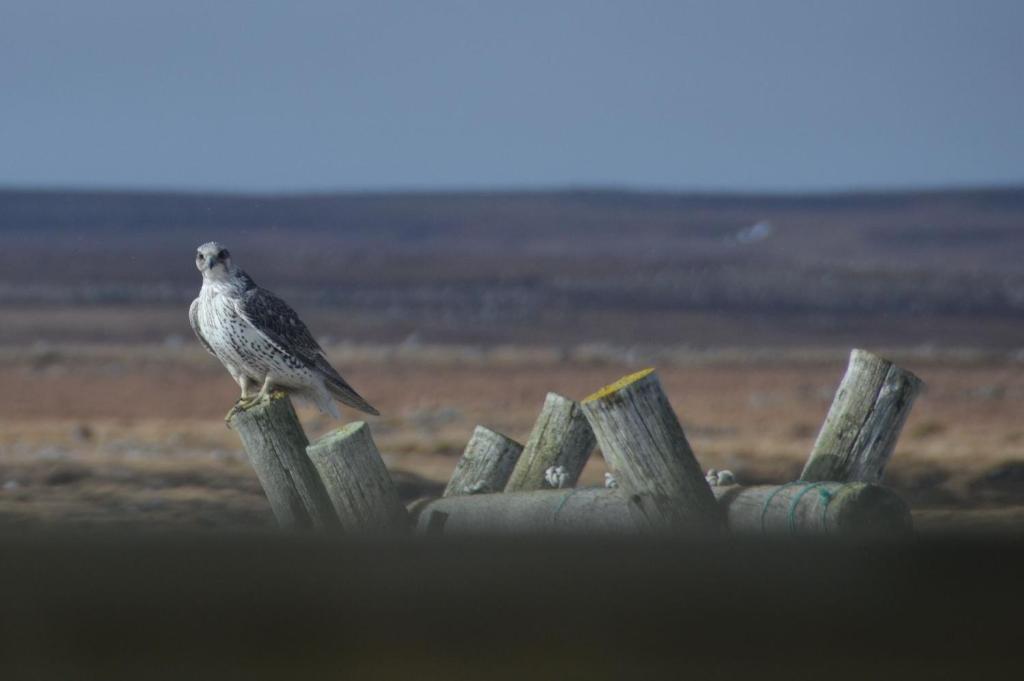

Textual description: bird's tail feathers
[324,376,380,416]
[295,387,342,419]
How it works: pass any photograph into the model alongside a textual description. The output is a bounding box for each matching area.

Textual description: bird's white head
[195,241,236,282]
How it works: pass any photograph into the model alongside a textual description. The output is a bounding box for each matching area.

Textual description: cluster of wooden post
[229,397,408,534]
[230,348,922,538]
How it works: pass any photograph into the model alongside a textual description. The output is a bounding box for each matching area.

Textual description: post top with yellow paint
[583,368,656,403]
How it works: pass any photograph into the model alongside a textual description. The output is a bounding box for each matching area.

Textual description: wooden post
[801,349,924,483]
[581,369,721,533]
[229,393,338,529]
[504,392,596,492]
[307,421,409,534]
[444,426,524,497]
[410,484,911,537]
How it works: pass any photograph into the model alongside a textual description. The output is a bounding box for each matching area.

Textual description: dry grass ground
[0,343,1021,534]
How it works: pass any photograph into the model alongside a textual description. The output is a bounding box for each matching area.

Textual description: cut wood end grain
[852,348,924,386]
[584,367,656,403]
[315,420,367,446]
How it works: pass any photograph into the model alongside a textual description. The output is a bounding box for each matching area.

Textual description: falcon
[189,241,379,421]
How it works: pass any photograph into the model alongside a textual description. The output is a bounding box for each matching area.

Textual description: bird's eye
[218,250,229,259]
[196,253,202,260]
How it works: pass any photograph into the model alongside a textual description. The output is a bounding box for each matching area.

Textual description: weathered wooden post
[580,369,722,533]
[307,421,409,534]
[504,393,596,492]
[229,393,338,529]
[801,349,923,483]
[410,483,910,537]
[444,426,524,497]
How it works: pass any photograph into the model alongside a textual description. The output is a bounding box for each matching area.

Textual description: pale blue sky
[1,0,1021,192]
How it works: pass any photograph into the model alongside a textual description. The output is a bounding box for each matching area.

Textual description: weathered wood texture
[415,488,635,535]
[444,426,524,497]
[580,369,722,532]
[307,421,409,534]
[802,349,923,483]
[229,394,338,529]
[411,484,911,537]
[715,482,911,535]
[504,392,596,492]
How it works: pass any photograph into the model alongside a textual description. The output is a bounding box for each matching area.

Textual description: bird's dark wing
[235,286,323,364]
[234,286,380,415]
[189,298,216,356]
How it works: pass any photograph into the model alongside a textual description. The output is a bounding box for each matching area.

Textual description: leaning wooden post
[229,393,338,529]
[504,393,596,492]
[801,349,924,483]
[445,426,524,497]
[581,369,722,533]
[307,422,409,534]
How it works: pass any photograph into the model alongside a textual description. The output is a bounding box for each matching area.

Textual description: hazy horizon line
[2,181,1024,200]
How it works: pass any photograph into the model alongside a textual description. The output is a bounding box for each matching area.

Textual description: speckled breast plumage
[196,286,312,387]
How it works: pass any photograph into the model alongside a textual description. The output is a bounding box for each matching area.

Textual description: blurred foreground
[0,532,1020,679]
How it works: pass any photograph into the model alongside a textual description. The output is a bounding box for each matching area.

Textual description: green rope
[760,482,839,535]
[786,482,826,534]
[759,481,803,535]
[552,487,587,525]
[819,487,835,534]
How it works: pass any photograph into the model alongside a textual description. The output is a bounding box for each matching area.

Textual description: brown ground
[1,343,1021,534]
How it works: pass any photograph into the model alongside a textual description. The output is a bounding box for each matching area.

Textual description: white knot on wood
[705,469,736,487]
[604,472,619,489]
[463,480,495,495]
[505,393,595,492]
[580,368,722,533]
[716,470,736,486]
[544,465,570,489]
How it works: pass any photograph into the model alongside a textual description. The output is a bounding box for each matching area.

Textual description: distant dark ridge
[2,186,1023,348]
[2,186,1024,233]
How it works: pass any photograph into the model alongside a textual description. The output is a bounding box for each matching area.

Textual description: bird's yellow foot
[224,396,260,424]
[254,388,289,405]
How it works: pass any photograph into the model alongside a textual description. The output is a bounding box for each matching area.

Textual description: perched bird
[189,241,379,421]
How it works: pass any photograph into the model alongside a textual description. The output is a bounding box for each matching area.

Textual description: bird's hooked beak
[206,256,218,270]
